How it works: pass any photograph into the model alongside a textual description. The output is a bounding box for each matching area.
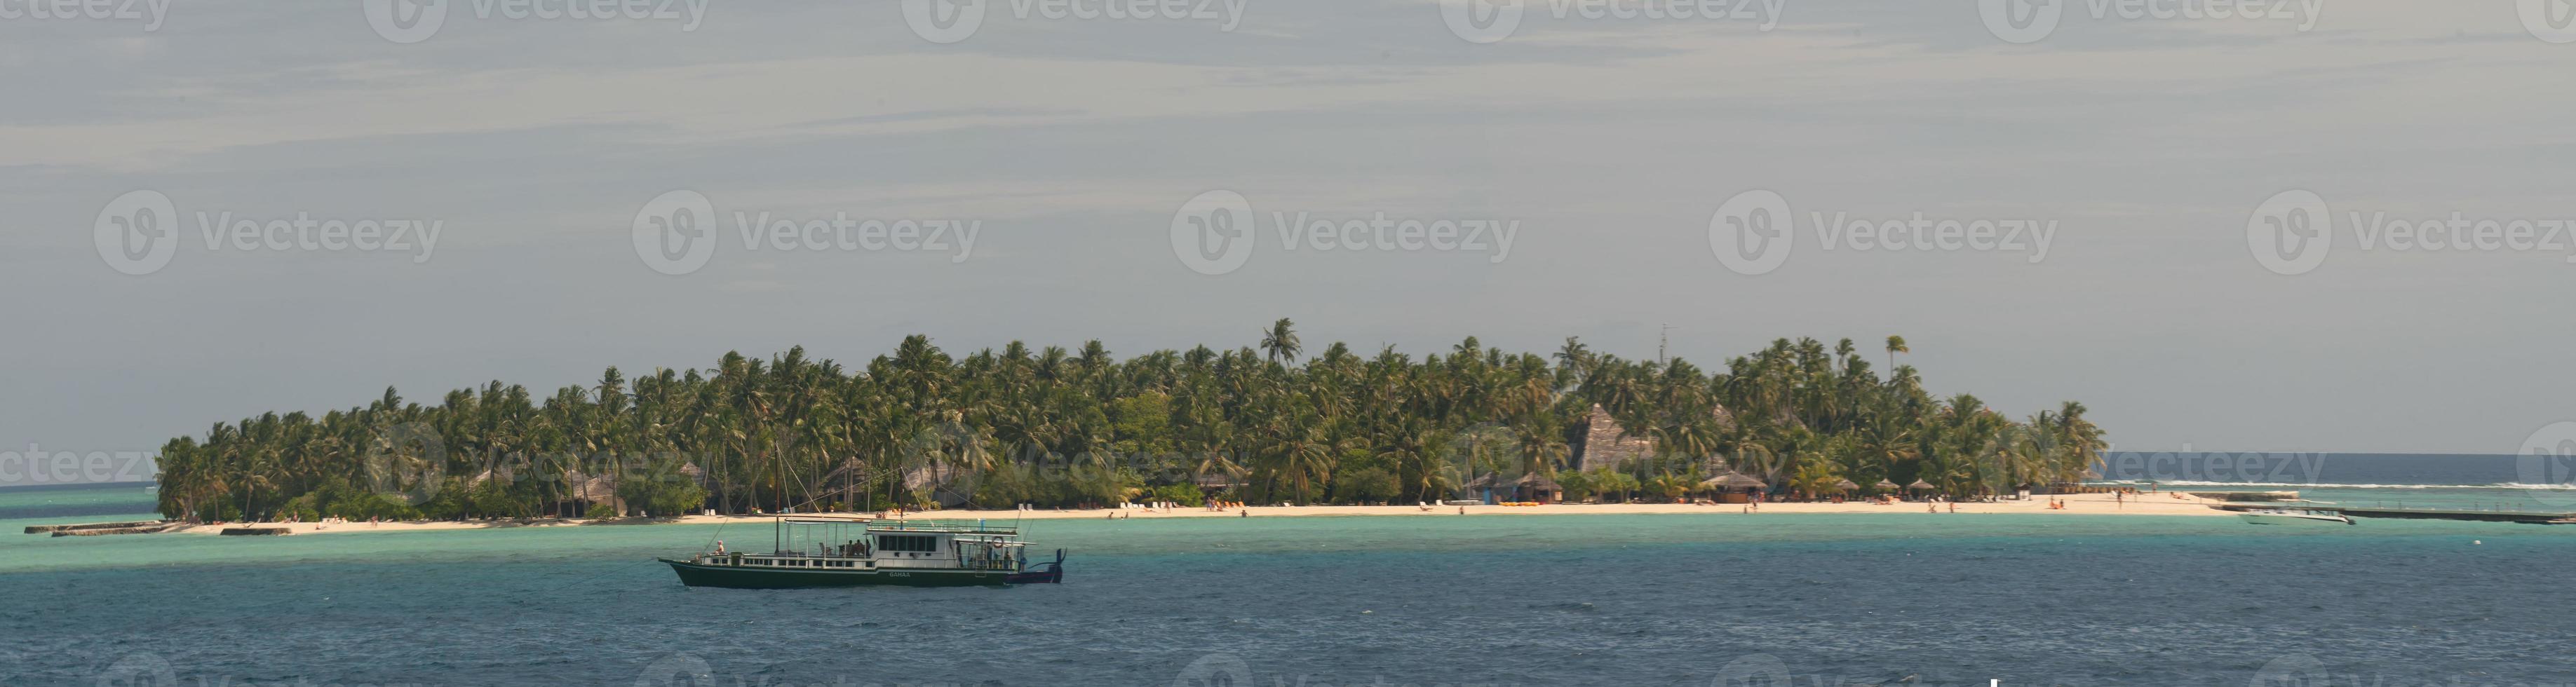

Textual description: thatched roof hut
[1907,479,1936,490]
[562,470,619,503]
[1833,478,1860,491]
[1873,479,1900,491]
[1573,404,1655,471]
[1701,471,1767,489]
[1191,471,1242,491]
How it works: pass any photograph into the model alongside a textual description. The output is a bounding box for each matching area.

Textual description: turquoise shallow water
[8,486,2576,686]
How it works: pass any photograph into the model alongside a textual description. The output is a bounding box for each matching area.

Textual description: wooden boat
[660,517,1063,588]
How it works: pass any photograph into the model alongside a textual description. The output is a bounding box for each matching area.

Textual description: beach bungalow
[1464,472,1561,504]
[1701,471,1767,503]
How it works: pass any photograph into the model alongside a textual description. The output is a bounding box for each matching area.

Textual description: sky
[4,0,2574,485]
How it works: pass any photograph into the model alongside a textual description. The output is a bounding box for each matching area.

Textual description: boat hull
[2237,512,2353,525]
[661,559,1025,588]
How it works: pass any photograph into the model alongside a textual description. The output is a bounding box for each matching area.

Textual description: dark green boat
[659,517,1064,589]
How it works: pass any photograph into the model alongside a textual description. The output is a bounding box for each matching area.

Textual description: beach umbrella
[1907,479,1936,491]
[1873,479,1900,491]
[1833,478,1860,492]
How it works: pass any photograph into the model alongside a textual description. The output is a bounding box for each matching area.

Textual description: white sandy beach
[168,491,2228,536]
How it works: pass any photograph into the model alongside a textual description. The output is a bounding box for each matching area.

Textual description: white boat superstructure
[2237,509,2354,525]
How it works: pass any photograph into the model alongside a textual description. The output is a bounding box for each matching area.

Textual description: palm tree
[144,330,2103,519]
[1884,335,1908,371]
[1259,318,1302,367]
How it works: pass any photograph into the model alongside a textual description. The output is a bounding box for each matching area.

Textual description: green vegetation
[149,321,2105,522]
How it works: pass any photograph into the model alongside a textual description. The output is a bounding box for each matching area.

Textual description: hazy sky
[6,1,2573,484]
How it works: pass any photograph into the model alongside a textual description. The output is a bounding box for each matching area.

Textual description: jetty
[25,520,188,537]
[2211,502,2576,524]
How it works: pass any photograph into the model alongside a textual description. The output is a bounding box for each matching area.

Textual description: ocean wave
[2093,479,2576,490]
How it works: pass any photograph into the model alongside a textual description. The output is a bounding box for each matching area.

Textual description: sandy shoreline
[166,491,2226,536]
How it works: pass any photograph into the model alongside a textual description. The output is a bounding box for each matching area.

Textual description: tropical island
[146,322,2112,525]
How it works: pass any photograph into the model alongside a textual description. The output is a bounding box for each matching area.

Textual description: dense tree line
[151,322,2105,522]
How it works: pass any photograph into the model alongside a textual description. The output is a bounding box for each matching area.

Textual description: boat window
[875,534,940,552]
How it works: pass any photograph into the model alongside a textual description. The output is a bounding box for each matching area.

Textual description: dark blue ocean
[7,454,2576,686]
